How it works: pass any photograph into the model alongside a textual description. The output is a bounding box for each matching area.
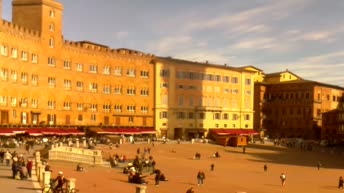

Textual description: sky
[2,0,344,87]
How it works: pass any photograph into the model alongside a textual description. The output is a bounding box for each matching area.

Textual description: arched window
[49,23,55,31]
[49,37,54,48]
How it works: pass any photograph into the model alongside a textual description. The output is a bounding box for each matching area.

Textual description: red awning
[0,130,15,136]
[210,129,258,136]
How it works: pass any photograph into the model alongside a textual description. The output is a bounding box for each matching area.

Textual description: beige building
[0,0,155,132]
[153,57,255,139]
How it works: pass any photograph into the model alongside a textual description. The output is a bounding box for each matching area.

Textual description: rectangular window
[31,74,38,86]
[76,81,84,91]
[214,113,221,120]
[223,113,228,120]
[178,95,184,106]
[161,83,168,88]
[103,85,111,94]
[21,72,28,84]
[77,103,84,111]
[0,96,7,106]
[11,48,17,58]
[160,111,168,119]
[103,104,111,112]
[63,102,72,110]
[21,51,28,61]
[199,112,205,119]
[114,86,122,94]
[91,104,97,112]
[127,69,136,77]
[32,54,38,63]
[127,87,136,95]
[114,105,122,112]
[141,106,149,114]
[160,69,170,77]
[232,114,238,120]
[231,77,238,84]
[232,89,239,94]
[114,67,122,76]
[245,114,250,120]
[76,63,83,72]
[89,64,98,73]
[11,71,17,82]
[89,82,98,92]
[1,68,8,81]
[176,112,185,119]
[31,99,38,108]
[64,79,72,90]
[91,114,96,121]
[78,114,83,121]
[48,100,56,109]
[140,70,149,78]
[1,45,8,56]
[129,116,134,123]
[188,112,194,119]
[48,77,56,87]
[11,97,17,107]
[64,60,72,69]
[140,89,149,96]
[103,66,111,75]
[245,78,251,85]
[127,105,136,113]
[48,57,56,67]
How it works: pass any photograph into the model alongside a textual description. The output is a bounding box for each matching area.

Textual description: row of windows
[265,92,342,102]
[1,45,38,63]
[161,95,251,109]
[0,69,150,95]
[161,69,251,85]
[13,112,139,124]
[1,45,150,78]
[0,97,149,113]
[159,111,250,120]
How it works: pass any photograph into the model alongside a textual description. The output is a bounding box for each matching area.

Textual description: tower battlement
[1,20,41,38]
[63,40,154,58]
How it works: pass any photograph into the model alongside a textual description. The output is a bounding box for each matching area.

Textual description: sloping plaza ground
[44,141,344,193]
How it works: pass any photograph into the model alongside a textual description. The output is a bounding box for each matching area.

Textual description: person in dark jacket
[197,170,205,185]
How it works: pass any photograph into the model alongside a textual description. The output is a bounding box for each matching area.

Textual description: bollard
[76,139,79,148]
[83,139,87,148]
[136,185,147,193]
[35,161,41,179]
[39,165,45,183]
[42,171,51,193]
[68,178,77,192]
[35,151,41,163]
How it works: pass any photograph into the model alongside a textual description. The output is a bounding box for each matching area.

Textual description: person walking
[210,163,215,171]
[339,176,344,189]
[197,170,205,185]
[280,173,286,187]
[4,150,12,166]
[264,164,268,172]
[26,159,33,179]
[317,161,322,170]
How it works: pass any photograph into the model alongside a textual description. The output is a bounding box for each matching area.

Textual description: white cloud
[148,36,192,54]
[113,31,129,39]
[232,38,275,49]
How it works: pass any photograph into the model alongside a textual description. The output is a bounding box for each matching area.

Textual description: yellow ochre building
[0,0,258,139]
[0,0,155,135]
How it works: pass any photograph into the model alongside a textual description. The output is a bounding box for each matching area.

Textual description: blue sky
[2,0,344,87]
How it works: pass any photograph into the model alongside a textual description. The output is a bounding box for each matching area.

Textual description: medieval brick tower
[12,0,63,47]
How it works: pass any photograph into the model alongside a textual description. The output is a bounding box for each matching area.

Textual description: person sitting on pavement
[76,163,85,172]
